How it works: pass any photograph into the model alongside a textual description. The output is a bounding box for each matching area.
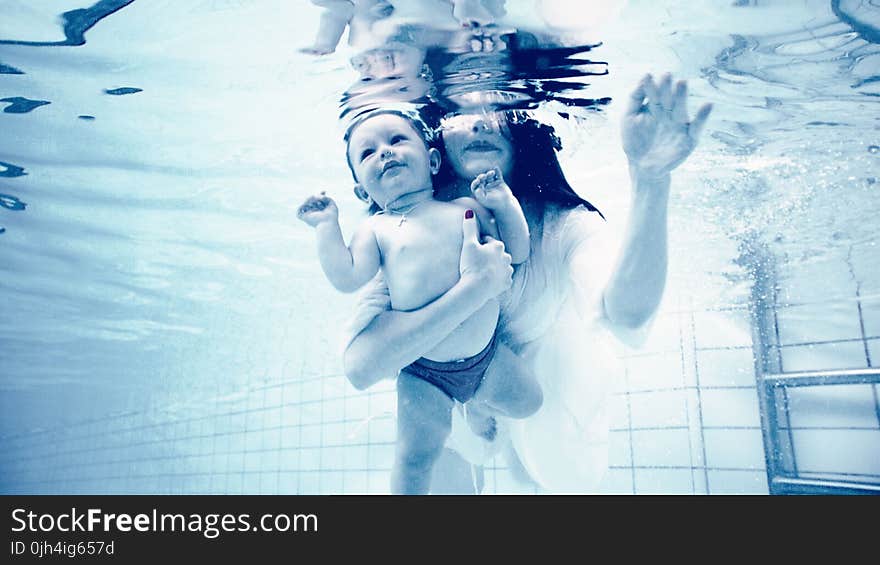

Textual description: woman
[343,73,712,492]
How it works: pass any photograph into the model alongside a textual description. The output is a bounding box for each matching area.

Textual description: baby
[297,109,541,494]
[301,0,395,55]
[301,1,509,55]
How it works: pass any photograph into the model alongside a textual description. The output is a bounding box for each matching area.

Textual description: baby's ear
[353,184,372,204]
[429,147,441,175]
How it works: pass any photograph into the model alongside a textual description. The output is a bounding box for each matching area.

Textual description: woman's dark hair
[431,111,604,221]
[506,117,604,220]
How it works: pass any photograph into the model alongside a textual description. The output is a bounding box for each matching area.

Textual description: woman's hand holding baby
[459,209,513,302]
[297,192,339,227]
[471,167,530,264]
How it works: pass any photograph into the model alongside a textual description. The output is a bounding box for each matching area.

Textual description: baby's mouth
[382,160,405,174]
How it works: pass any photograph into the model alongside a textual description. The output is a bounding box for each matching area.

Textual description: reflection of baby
[343,42,433,114]
[302,0,395,55]
[301,1,511,55]
[350,41,425,80]
[297,110,541,494]
[451,0,506,27]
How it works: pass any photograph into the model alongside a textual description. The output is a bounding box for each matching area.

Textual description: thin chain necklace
[380,194,430,227]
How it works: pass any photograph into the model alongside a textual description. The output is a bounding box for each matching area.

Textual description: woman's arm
[344,210,513,389]
[602,171,670,329]
[603,73,711,329]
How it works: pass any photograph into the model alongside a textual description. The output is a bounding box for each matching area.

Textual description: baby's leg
[302,0,354,55]
[472,342,543,419]
[391,371,454,495]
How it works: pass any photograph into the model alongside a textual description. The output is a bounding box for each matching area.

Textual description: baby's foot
[465,403,497,442]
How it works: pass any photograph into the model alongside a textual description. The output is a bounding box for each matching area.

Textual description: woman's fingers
[658,73,673,112]
[688,103,713,141]
[625,74,650,117]
[462,208,480,244]
[643,75,662,116]
[460,214,513,296]
[671,80,689,124]
[484,236,507,254]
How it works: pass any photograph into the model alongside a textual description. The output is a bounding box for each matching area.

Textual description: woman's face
[440,113,514,181]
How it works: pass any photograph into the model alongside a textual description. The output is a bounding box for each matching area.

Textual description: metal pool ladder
[757,367,880,495]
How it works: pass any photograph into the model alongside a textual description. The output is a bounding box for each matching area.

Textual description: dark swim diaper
[402,333,497,403]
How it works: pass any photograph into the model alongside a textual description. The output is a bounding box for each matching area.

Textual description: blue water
[1,1,879,493]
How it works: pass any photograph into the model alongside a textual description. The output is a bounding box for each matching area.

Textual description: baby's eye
[390,135,406,144]
[360,148,375,161]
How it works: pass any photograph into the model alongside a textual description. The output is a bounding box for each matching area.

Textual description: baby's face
[347,114,437,209]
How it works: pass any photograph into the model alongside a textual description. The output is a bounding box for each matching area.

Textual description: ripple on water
[1,96,51,113]
[0,161,27,177]
[0,0,137,47]
[0,193,27,211]
[103,87,142,96]
[0,63,24,74]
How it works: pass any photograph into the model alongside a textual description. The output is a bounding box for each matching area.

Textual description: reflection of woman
[344,74,712,492]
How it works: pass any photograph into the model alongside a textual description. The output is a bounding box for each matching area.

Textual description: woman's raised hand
[459,209,513,300]
[622,73,712,179]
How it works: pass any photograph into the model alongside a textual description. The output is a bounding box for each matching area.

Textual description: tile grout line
[625,363,636,495]
[848,249,880,430]
[680,311,697,494]
[690,311,710,494]
[854,280,880,429]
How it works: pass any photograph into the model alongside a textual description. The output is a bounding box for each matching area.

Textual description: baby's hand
[297,192,339,227]
[471,167,513,210]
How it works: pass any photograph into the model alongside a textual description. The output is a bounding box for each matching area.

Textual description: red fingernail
[465,209,474,219]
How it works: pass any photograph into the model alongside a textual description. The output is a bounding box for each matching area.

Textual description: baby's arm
[297,193,380,292]
[470,168,530,264]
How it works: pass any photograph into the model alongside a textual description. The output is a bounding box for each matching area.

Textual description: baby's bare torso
[371,199,498,362]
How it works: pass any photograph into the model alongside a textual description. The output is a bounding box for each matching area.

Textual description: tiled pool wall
[3,247,878,494]
[0,304,767,495]
[594,240,879,494]
[597,306,766,495]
